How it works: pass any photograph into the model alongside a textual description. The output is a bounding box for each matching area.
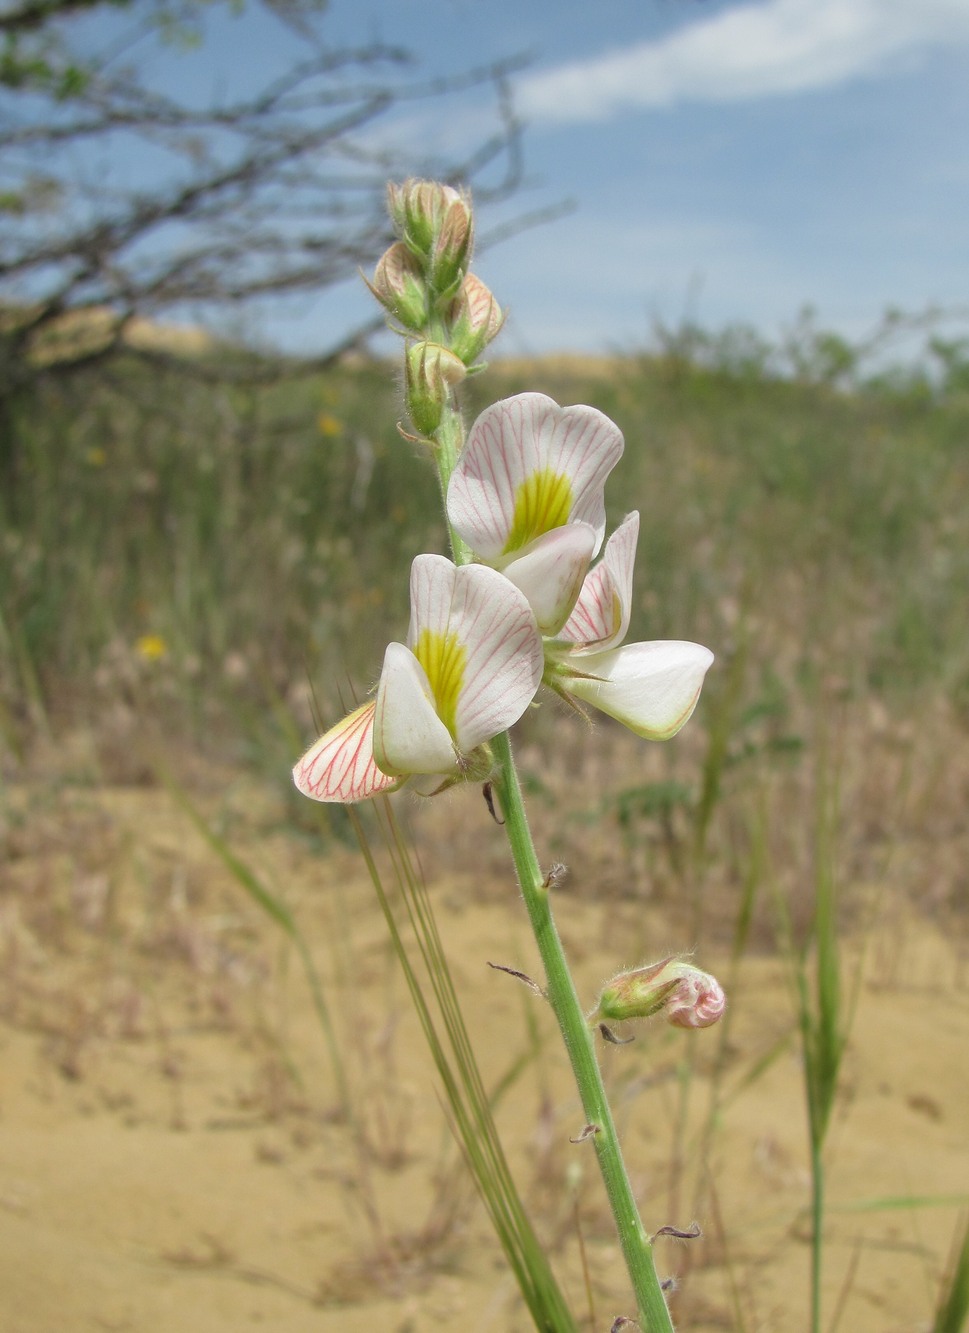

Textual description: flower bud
[664,966,726,1029]
[448,273,505,365]
[405,340,467,437]
[369,243,428,330]
[387,179,474,295]
[594,958,725,1031]
[429,195,474,293]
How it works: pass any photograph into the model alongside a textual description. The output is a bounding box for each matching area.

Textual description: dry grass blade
[349,798,580,1333]
[159,769,351,1117]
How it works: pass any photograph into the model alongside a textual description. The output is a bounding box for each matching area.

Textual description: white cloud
[517,0,969,123]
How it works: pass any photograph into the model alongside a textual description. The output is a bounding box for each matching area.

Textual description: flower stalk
[489,727,676,1333]
[433,392,473,565]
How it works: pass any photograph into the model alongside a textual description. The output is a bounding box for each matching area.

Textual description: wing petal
[566,640,714,741]
[293,702,400,803]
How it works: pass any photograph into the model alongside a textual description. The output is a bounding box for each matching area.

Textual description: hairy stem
[490,728,676,1333]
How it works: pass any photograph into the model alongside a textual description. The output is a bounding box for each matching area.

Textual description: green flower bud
[428,195,474,294]
[405,340,467,438]
[368,243,428,330]
[386,179,474,295]
[448,273,505,365]
[594,958,726,1030]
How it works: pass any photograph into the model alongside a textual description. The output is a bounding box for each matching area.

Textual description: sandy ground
[1,761,967,1333]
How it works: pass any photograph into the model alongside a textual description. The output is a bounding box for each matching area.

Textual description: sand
[1,767,967,1332]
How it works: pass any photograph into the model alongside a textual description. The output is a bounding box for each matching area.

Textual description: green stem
[490,728,676,1333]
[434,393,473,564]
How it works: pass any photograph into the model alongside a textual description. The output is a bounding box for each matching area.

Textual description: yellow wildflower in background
[317,413,343,438]
[135,634,168,661]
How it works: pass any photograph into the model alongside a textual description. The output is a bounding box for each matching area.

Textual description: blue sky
[82,0,969,356]
[308,0,969,356]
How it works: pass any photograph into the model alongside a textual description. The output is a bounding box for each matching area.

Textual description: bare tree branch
[0,0,538,498]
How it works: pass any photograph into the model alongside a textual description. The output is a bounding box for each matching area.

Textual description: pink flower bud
[664,968,726,1030]
[594,958,725,1031]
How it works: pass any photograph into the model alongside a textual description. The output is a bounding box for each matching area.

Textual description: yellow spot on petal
[413,628,466,738]
[135,634,168,661]
[504,467,573,553]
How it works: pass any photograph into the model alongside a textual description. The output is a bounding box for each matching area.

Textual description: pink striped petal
[374,641,458,776]
[293,702,401,803]
[566,640,714,740]
[501,522,597,635]
[560,511,639,652]
[447,393,624,559]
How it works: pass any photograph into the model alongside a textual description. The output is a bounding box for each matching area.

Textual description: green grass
[4,338,968,772]
[3,325,968,1329]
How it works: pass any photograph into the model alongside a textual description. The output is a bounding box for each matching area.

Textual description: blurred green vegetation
[2,322,968,776]
[3,316,965,1332]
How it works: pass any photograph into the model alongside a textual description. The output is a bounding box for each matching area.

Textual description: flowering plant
[293,178,723,1332]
